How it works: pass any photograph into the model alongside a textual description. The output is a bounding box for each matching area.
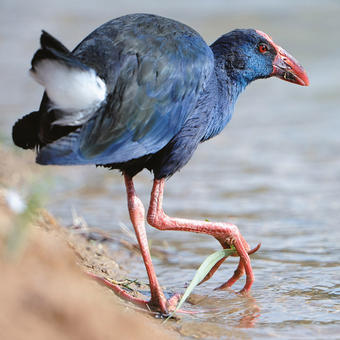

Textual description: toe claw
[248,243,261,255]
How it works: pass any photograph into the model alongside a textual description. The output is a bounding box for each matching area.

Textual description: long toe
[89,272,183,316]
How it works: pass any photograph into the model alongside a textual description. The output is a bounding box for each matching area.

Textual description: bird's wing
[36,15,214,165]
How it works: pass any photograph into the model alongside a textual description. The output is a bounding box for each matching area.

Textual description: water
[1,0,340,338]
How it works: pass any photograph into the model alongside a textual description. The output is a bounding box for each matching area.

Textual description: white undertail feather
[30,60,106,114]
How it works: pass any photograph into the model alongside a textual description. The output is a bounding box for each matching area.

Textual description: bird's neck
[200,57,247,141]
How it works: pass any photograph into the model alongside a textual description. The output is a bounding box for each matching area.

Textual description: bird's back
[13,14,214,167]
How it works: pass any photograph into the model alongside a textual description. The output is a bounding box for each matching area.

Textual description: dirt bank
[0,145,177,340]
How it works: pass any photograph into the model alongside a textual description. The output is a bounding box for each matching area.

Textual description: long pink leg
[147,178,257,293]
[124,174,170,312]
[92,175,179,314]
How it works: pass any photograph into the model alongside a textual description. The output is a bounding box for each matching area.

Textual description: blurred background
[1,0,340,338]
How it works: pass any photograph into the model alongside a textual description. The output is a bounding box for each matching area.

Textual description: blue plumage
[33,14,214,172]
[13,14,293,178]
[12,13,309,314]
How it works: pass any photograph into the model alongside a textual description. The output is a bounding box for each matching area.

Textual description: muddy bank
[0,145,177,340]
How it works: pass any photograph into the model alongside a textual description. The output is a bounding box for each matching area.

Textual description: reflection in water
[180,290,261,334]
[2,0,340,339]
[237,295,261,329]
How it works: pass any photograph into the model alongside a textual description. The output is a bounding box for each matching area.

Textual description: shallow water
[1,0,340,338]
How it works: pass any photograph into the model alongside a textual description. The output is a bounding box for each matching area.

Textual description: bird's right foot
[198,242,261,291]
[88,272,181,316]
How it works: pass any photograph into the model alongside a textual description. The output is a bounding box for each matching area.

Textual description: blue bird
[12,14,309,315]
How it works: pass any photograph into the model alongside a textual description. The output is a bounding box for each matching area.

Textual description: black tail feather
[40,30,70,54]
[31,30,87,73]
[12,111,41,149]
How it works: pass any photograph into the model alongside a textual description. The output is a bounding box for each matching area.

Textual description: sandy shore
[0,145,178,340]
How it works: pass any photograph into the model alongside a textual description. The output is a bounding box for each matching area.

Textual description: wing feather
[37,14,214,165]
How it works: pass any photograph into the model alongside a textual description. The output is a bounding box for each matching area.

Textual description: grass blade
[164,247,236,321]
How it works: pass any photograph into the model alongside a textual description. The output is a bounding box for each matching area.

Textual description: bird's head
[211,29,309,87]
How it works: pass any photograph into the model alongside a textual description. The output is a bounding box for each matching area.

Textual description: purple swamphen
[12,14,309,315]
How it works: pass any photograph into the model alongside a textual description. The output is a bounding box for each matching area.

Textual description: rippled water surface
[1,0,340,338]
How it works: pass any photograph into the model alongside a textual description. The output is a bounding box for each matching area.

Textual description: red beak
[272,47,309,86]
[255,30,309,86]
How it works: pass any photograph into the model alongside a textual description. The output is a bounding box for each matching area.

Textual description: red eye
[258,43,269,53]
